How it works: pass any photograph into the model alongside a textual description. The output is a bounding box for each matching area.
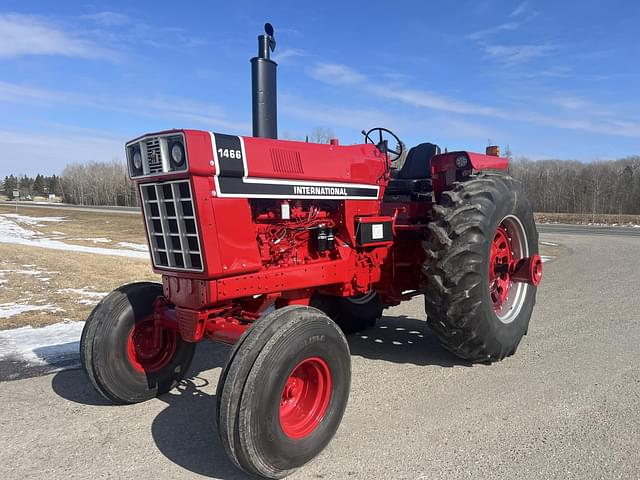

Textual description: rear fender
[431,151,509,202]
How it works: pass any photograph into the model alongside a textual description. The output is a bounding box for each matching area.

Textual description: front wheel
[216,306,351,479]
[80,282,195,404]
[423,173,539,362]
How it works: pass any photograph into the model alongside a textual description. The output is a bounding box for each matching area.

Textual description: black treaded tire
[216,306,351,479]
[310,291,383,334]
[80,282,195,404]
[423,173,539,362]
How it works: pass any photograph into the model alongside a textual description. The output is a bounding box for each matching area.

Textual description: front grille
[145,137,163,174]
[139,180,203,271]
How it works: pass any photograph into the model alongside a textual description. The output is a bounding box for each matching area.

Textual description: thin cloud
[308,63,366,85]
[484,44,556,65]
[0,13,119,60]
[274,48,307,63]
[307,64,508,118]
[0,80,249,133]
[81,11,130,27]
[367,85,506,118]
[466,22,520,40]
[510,1,529,17]
[280,93,498,141]
[305,62,640,138]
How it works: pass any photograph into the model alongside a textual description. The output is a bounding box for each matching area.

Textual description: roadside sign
[12,190,19,198]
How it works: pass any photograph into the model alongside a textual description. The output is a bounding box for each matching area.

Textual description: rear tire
[216,306,351,479]
[80,282,195,404]
[423,173,539,362]
[310,291,382,334]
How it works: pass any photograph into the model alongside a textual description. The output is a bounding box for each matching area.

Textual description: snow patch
[0,303,64,319]
[0,268,43,276]
[0,215,147,259]
[117,241,148,252]
[0,267,59,283]
[57,287,107,306]
[0,321,84,368]
[87,237,112,244]
[0,213,66,226]
[57,287,108,298]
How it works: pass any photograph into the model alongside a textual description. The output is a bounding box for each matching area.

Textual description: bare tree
[308,127,335,144]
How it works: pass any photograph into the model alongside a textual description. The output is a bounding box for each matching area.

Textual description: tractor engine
[253,201,338,268]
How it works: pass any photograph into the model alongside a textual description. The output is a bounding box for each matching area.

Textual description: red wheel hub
[279,357,332,439]
[489,226,513,311]
[127,318,177,373]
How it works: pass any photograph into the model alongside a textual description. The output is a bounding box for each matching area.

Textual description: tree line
[2,152,640,214]
[2,160,139,207]
[2,174,63,199]
[508,155,640,216]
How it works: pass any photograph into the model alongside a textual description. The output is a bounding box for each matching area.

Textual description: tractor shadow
[52,342,256,479]
[348,314,471,367]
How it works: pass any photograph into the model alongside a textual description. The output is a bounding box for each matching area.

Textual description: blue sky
[0,0,639,176]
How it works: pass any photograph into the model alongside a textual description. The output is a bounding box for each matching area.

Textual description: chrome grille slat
[146,138,163,174]
[139,180,203,272]
[154,183,175,267]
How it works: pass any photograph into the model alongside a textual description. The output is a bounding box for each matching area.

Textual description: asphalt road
[2,229,640,480]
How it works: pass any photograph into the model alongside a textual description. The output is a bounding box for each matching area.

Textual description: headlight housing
[455,155,469,169]
[126,132,188,178]
[169,140,185,167]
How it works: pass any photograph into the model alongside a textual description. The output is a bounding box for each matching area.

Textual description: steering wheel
[362,127,404,161]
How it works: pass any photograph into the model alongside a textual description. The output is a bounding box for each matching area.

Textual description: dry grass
[0,205,157,329]
[0,243,157,329]
[0,204,147,248]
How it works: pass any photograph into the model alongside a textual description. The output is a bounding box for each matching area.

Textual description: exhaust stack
[251,23,277,139]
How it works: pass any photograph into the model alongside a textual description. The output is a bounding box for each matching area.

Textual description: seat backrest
[395,142,440,179]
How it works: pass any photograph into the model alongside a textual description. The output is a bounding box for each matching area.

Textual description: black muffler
[251,23,277,139]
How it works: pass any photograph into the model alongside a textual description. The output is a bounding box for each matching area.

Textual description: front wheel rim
[489,215,530,324]
[279,357,332,439]
[127,318,177,373]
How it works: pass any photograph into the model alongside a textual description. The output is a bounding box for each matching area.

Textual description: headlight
[132,150,143,170]
[169,141,185,167]
[455,155,468,168]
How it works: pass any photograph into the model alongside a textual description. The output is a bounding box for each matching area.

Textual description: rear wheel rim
[127,318,177,373]
[489,215,529,324]
[279,357,332,439]
[346,290,377,305]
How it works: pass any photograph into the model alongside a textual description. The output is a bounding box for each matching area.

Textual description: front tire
[80,282,195,404]
[216,306,351,479]
[423,173,539,362]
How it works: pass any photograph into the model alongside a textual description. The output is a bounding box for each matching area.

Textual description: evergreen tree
[19,175,34,196]
[33,174,46,195]
[3,175,17,194]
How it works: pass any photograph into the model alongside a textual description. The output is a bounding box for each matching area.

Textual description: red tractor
[81,24,542,479]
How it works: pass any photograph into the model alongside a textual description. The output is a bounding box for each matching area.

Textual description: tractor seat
[386,142,440,196]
